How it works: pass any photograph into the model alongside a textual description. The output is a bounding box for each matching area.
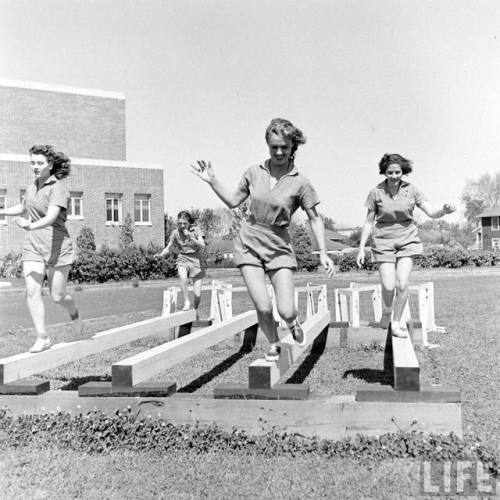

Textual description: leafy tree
[290,222,319,272]
[348,228,373,247]
[190,208,221,245]
[224,200,251,240]
[461,172,500,222]
[163,213,176,245]
[76,226,96,252]
[320,213,336,231]
[119,213,134,249]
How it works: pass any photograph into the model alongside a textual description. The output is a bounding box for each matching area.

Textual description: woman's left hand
[14,217,31,230]
[442,203,456,215]
[320,251,335,278]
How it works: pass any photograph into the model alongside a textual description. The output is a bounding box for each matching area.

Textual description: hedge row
[338,247,498,272]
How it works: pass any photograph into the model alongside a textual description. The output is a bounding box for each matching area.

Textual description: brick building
[0,79,164,255]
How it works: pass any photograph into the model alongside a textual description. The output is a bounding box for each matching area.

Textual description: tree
[163,213,176,245]
[76,226,96,252]
[190,208,221,244]
[320,213,336,231]
[348,228,373,247]
[119,213,134,248]
[225,200,251,240]
[290,222,319,272]
[461,172,500,223]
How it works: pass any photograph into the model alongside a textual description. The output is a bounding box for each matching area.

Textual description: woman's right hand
[356,249,365,268]
[190,160,215,184]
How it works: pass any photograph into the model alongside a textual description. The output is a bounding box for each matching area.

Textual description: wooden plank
[391,329,420,391]
[0,391,463,439]
[248,310,331,389]
[214,383,309,400]
[356,385,461,403]
[112,310,258,388]
[78,381,176,397]
[0,379,50,395]
[0,310,197,385]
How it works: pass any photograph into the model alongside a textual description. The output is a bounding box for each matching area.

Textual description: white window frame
[492,238,500,251]
[105,193,123,225]
[492,216,499,231]
[0,189,6,224]
[68,192,84,220]
[134,194,152,225]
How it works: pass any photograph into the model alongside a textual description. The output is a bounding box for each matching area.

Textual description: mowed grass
[0,268,499,499]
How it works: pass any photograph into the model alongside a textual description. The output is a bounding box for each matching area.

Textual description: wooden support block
[0,379,50,395]
[112,310,258,388]
[214,383,309,400]
[356,385,461,403]
[78,381,176,397]
[191,319,213,328]
[0,310,196,385]
[248,310,331,389]
[391,328,420,391]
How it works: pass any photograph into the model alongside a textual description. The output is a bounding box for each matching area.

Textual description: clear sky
[1,0,499,226]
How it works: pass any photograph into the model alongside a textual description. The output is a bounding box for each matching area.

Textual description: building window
[0,189,6,224]
[105,193,122,225]
[492,216,499,231]
[134,194,151,224]
[68,192,83,219]
[492,238,500,251]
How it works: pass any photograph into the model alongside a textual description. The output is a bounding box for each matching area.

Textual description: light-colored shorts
[233,222,296,272]
[176,254,205,279]
[22,234,75,267]
[371,222,423,264]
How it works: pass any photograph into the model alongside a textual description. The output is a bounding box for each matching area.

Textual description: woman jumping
[0,145,82,353]
[191,118,334,361]
[356,153,455,337]
[155,210,206,317]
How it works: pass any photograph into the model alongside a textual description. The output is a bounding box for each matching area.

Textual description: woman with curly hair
[356,153,455,338]
[0,145,82,352]
[192,118,334,361]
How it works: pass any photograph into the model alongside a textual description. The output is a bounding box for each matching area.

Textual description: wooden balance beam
[215,309,331,399]
[0,310,197,393]
[79,310,258,395]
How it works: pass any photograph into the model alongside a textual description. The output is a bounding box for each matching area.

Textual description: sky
[1,0,499,227]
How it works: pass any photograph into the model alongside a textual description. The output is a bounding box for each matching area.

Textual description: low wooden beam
[356,385,461,403]
[391,328,420,391]
[248,310,331,389]
[0,310,196,385]
[112,311,258,388]
[0,391,463,439]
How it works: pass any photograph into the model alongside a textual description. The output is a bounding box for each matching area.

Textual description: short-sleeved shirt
[22,175,75,266]
[235,161,320,227]
[365,180,426,227]
[232,161,320,271]
[169,226,205,255]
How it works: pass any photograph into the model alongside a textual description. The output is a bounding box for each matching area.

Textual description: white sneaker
[29,337,51,353]
[390,322,408,338]
[182,301,191,311]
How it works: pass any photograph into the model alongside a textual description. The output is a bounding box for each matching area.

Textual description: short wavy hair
[378,153,412,175]
[177,210,194,225]
[29,145,71,179]
[265,118,307,161]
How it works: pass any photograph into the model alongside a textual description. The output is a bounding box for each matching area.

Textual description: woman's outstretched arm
[191,160,249,209]
[356,209,375,267]
[418,201,456,219]
[305,206,335,278]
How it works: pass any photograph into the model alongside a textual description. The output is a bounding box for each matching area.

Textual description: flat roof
[478,208,500,218]
[0,153,161,170]
[0,78,124,99]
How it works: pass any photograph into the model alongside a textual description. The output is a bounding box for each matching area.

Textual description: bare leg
[178,266,191,309]
[239,265,279,344]
[268,268,297,326]
[392,257,413,322]
[23,261,47,337]
[47,265,83,335]
[192,275,203,318]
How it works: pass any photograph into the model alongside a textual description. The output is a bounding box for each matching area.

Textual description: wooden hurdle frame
[0,280,463,439]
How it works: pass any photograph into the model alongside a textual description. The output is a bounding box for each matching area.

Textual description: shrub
[338,251,374,272]
[0,252,23,278]
[76,226,96,252]
[290,223,319,272]
[119,213,134,249]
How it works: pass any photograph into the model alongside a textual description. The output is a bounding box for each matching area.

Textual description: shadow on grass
[178,346,253,393]
[284,326,329,384]
[342,329,394,386]
[59,375,112,391]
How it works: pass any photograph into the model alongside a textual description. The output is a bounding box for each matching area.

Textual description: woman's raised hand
[191,160,215,184]
[442,203,456,215]
[356,249,365,268]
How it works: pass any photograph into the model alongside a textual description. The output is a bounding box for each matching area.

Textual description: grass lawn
[0,267,499,498]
